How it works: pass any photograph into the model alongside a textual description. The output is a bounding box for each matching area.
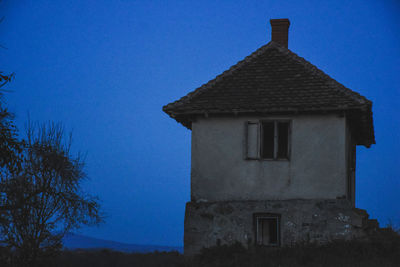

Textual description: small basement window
[254,214,280,246]
[245,120,291,160]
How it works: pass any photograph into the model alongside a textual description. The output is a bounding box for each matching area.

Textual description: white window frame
[254,213,281,246]
[245,120,291,161]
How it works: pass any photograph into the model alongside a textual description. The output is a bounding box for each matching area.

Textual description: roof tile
[163,41,375,146]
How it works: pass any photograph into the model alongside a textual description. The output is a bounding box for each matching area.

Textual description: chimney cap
[270,18,290,26]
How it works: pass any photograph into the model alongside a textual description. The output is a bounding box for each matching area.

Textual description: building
[163,19,376,256]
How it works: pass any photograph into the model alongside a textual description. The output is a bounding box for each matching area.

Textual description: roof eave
[163,105,376,146]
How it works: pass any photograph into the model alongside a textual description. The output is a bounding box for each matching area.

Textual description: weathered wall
[345,119,356,206]
[191,115,347,201]
[184,199,368,256]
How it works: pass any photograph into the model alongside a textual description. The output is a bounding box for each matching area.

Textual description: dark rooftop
[163,41,375,147]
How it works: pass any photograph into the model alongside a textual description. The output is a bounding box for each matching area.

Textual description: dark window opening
[255,215,280,246]
[261,122,274,159]
[261,121,290,160]
[277,122,289,159]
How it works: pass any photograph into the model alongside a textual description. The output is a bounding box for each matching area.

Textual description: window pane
[247,122,259,159]
[268,218,278,244]
[257,217,279,245]
[262,122,274,159]
[277,122,289,159]
[257,220,263,245]
[262,219,270,245]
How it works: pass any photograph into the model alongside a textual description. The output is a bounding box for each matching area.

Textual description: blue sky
[1,0,399,246]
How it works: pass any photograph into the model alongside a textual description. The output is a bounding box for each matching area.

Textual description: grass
[3,228,400,267]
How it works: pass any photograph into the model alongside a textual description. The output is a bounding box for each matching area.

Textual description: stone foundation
[184,199,373,256]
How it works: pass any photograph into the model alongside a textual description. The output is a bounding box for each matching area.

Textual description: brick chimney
[270,19,290,48]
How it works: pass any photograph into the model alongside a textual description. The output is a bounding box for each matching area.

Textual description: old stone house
[163,19,376,256]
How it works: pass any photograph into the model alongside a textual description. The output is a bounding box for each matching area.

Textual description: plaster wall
[191,115,347,201]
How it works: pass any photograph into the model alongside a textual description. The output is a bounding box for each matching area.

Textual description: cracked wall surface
[184,199,369,256]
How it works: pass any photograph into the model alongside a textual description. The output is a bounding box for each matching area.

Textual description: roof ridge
[163,42,281,111]
[163,42,371,112]
[163,41,375,146]
[275,45,371,106]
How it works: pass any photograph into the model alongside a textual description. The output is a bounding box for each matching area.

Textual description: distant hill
[63,233,182,253]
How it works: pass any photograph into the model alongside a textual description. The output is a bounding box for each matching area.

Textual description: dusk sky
[1,0,399,247]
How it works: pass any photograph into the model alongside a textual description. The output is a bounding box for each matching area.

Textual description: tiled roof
[163,41,375,147]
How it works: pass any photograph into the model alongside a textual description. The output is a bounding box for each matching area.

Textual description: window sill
[260,158,290,161]
[256,244,280,247]
[244,158,290,161]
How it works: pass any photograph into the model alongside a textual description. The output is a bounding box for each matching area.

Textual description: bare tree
[0,71,23,229]
[0,122,102,267]
[0,72,13,88]
[0,72,21,173]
